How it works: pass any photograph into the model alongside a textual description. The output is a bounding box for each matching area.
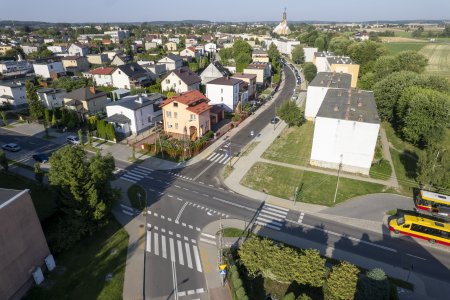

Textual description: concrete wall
[314,56,331,72]
[304,86,329,120]
[303,47,318,63]
[310,117,380,175]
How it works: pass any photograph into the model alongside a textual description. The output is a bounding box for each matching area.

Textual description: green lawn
[127,184,146,210]
[370,159,393,180]
[241,162,385,206]
[241,141,259,156]
[262,121,314,166]
[0,172,57,221]
[222,227,254,238]
[384,42,427,55]
[26,219,128,300]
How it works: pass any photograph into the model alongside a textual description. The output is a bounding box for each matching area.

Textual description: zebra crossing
[205,152,231,165]
[255,203,289,231]
[119,165,154,183]
[146,224,203,273]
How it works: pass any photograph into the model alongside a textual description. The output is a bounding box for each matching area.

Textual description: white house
[243,62,271,87]
[111,63,152,89]
[157,54,183,72]
[32,59,65,79]
[47,45,67,54]
[0,81,27,108]
[305,72,352,121]
[310,89,380,175]
[20,45,39,55]
[200,61,232,84]
[162,67,201,93]
[36,88,66,109]
[206,77,243,112]
[180,47,200,59]
[85,67,115,87]
[0,59,33,74]
[303,47,318,63]
[68,43,90,56]
[266,39,300,57]
[105,93,165,136]
[104,30,129,43]
[204,43,217,53]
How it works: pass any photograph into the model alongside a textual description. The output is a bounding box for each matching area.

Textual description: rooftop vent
[358,114,364,122]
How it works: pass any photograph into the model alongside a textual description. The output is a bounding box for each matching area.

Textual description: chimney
[136,95,143,104]
[358,114,364,122]
[89,86,95,94]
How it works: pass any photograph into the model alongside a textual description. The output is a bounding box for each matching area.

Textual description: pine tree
[51,112,57,127]
[25,80,44,121]
[326,262,360,300]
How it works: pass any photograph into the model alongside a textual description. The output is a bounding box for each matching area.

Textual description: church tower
[273,8,291,35]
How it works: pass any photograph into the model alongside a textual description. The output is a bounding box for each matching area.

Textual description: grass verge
[222,165,234,179]
[241,162,385,206]
[241,141,259,156]
[222,227,254,238]
[127,184,146,210]
[25,219,128,300]
[370,159,393,180]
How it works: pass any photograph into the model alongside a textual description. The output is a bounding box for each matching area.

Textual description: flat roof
[309,72,352,89]
[0,188,27,209]
[317,88,380,124]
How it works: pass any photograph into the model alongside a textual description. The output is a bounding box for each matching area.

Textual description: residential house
[105,93,165,136]
[310,88,380,175]
[110,53,133,66]
[165,42,177,51]
[243,62,271,87]
[61,56,90,73]
[206,76,244,112]
[204,43,217,53]
[304,72,352,121]
[0,59,33,75]
[68,43,90,56]
[200,61,231,84]
[86,53,109,65]
[64,86,108,116]
[137,61,166,80]
[162,67,201,93]
[157,54,183,72]
[313,52,359,86]
[104,30,129,43]
[0,45,13,55]
[103,50,121,61]
[47,45,67,54]
[180,47,200,59]
[111,63,152,89]
[20,45,39,55]
[231,73,257,99]
[169,37,180,44]
[85,67,115,87]
[36,88,66,109]
[252,49,270,63]
[266,39,300,57]
[185,38,198,47]
[0,189,53,300]
[144,41,158,51]
[32,58,65,79]
[161,90,211,140]
[0,80,27,108]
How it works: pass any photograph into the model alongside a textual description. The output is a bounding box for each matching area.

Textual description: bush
[357,268,389,300]
[232,277,243,289]
[297,294,312,300]
[235,286,246,299]
[283,292,295,300]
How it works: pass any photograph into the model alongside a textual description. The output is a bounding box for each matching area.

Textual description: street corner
[198,243,214,274]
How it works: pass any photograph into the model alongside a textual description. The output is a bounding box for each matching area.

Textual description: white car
[66,135,80,145]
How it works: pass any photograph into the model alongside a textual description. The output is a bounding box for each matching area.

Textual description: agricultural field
[419,44,450,80]
[384,42,427,55]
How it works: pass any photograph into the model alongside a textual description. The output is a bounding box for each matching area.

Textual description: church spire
[283,8,287,21]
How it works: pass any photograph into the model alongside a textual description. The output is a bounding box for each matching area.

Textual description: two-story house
[161,90,211,140]
[64,86,108,117]
[162,67,201,93]
[180,47,201,59]
[111,63,152,89]
[68,43,90,56]
[200,61,232,84]
[0,80,27,108]
[86,53,109,65]
[243,62,271,88]
[85,67,115,87]
[231,73,257,100]
[32,58,65,79]
[61,56,90,73]
[252,49,270,63]
[105,93,165,136]
[110,53,133,66]
[206,77,243,112]
[157,54,183,72]
[36,88,67,109]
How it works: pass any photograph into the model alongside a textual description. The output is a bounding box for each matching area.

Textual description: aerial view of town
[0,0,449,299]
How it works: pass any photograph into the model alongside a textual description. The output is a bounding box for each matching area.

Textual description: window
[148,116,152,122]
[173,102,178,107]
[190,114,196,120]
[166,122,172,128]
[119,71,121,74]
[221,97,223,102]
[175,123,178,129]
[166,111,172,118]
[50,65,53,69]
[174,112,178,118]
[179,80,181,85]
[166,79,170,84]
[221,88,223,93]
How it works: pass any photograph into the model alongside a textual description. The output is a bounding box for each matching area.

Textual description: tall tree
[417,145,450,192]
[347,41,387,74]
[396,50,428,74]
[356,268,390,300]
[277,100,305,127]
[314,36,325,51]
[326,262,360,300]
[267,43,280,64]
[291,45,305,64]
[303,62,317,83]
[328,37,354,56]
[26,80,44,120]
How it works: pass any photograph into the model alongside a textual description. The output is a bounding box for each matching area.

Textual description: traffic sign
[219,270,227,275]
[219,264,227,271]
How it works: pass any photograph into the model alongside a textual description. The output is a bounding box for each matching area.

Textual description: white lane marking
[147,223,151,228]
[161,215,165,219]
[178,291,186,297]
[201,232,216,239]
[189,225,193,229]
[213,196,258,212]
[154,232,159,255]
[147,210,152,214]
[193,245,202,272]
[175,202,189,223]
[161,234,167,259]
[187,290,195,295]
[154,226,159,230]
[262,208,288,218]
[200,238,216,245]
[255,221,281,231]
[191,239,196,244]
[264,203,289,211]
[123,172,144,179]
[171,260,179,300]
[168,218,172,222]
[196,227,201,232]
[169,237,176,262]
[168,195,174,198]
[148,188,155,192]
[146,230,152,252]
[406,253,427,261]
[169,231,173,235]
[199,182,205,184]
[176,234,181,238]
[256,216,283,226]
[207,153,220,161]
[129,169,149,176]
[177,197,183,201]
[121,173,142,181]
[136,165,154,172]
[193,190,199,194]
[196,288,205,293]
[185,242,193,269]
[161,228,166,233]
[218,155,229,164]
[177,240,184,265]
[222,157,231,165]
[154,213,158,217]
[122,210,133,216]
[175,185,181,188]
[182,223,186,227]
[184,236,189,241]
[120,177,137,183]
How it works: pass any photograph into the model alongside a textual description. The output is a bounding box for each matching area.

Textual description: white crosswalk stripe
[205,152,231,165]
[255,204,289,231]
[119,166,153,183]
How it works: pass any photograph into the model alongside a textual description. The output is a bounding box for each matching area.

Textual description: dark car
[1,143,21,152]
[271,117,280,124]
[32,153,50,163]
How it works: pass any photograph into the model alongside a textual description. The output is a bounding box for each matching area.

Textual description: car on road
[66,135,80,144]
[271,117,280,124]
[32,153,50,163]
[1,143,21,152]
[250,130,255,137]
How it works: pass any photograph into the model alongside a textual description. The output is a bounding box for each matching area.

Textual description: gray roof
[207,76,242,86]
[116,63,148,79]
[314,51,335,57]
[0,188,24,208]
[317,88,380,124]
[165,53,183,62]
[327,56,354,65]
[165,67,201,86]
[37,87,66,94]
[107,93,165,111]
[64,87,107,101]
[105,113,131,124]
[212,61,231,76]
[309,72,352,89]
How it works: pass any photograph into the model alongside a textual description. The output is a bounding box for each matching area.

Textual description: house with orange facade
[161,90,211,141]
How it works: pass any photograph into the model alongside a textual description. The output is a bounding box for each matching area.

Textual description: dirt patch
[381,37,426,43]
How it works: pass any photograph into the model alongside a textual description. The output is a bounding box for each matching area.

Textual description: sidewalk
[380,127,399,188]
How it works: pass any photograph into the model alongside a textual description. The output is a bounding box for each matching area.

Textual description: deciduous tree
[0,150,8,172]
[303,63,317,83]
[291,45,305,64]
[326,261,359,300]
[417,145,450,192]
[356,268,390,300]
[277,100,305,127]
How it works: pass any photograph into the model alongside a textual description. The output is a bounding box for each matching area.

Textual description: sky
[1,0,449,23]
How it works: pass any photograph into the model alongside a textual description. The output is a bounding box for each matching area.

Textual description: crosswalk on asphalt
[255,203,289,231]
[146,224,203,273]
[205,152,231,165]
[119,165,153,183]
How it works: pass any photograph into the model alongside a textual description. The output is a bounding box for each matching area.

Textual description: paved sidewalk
[380,127,399,188]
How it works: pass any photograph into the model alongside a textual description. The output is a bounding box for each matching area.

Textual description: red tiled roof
[187,46,196,52]
[187,102,210,114]
[161,90,211,115]
[88,67,115,75]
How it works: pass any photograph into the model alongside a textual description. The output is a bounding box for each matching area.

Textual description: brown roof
[88,67,115,75]
[165,67,201,86]
[65,87,107,102]
[187,102,210,114]
[161,90,210,115]
[232,73,257,80]
[207,77,242,86]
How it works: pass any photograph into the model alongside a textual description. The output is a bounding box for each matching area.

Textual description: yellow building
[329,59,360,88]
[0,45,13,55]
[165,42,177,51]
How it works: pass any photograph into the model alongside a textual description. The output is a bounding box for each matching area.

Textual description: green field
[384,42,426,55]
[420,44,450,80]
[241,162,385,206]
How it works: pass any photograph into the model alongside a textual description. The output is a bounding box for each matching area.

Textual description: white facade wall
[47,45,67,53]
[106,103,161,135]
[0,85,27,106]
[303,47,318,63]
[204,43,217,53]
[206,83,239,112]
[93,74,114,87]
[33,62,65,79]
[111,70,131,89]
[310,117,380,175]
[315,57,331,72]
[305,86,330,121]
[37,91,66,109]
[68,44,88,56]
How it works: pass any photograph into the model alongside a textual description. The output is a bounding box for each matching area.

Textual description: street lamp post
[333,154,343,205]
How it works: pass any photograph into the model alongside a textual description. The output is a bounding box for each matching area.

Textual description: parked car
[32,153,50,163]
[66,135,80,144]
[1,143,21,152]
[271,117,280,124]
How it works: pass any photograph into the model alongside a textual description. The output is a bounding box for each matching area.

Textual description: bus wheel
[394,230,399,234]
[429,239,436,244]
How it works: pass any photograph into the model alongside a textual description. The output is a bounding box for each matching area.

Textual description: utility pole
[228,137,232,168]
[333,154,343,205]
[218,217,224,286]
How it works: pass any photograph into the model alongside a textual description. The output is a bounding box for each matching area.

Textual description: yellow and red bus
[415,190,450,217]
[389,211,450,246]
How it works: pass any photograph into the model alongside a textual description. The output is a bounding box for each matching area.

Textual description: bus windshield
[397,217,405,225]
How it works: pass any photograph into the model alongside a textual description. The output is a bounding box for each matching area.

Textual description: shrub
[283,292,295,300]
[235,286,246,299]
[297,294,312,300]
